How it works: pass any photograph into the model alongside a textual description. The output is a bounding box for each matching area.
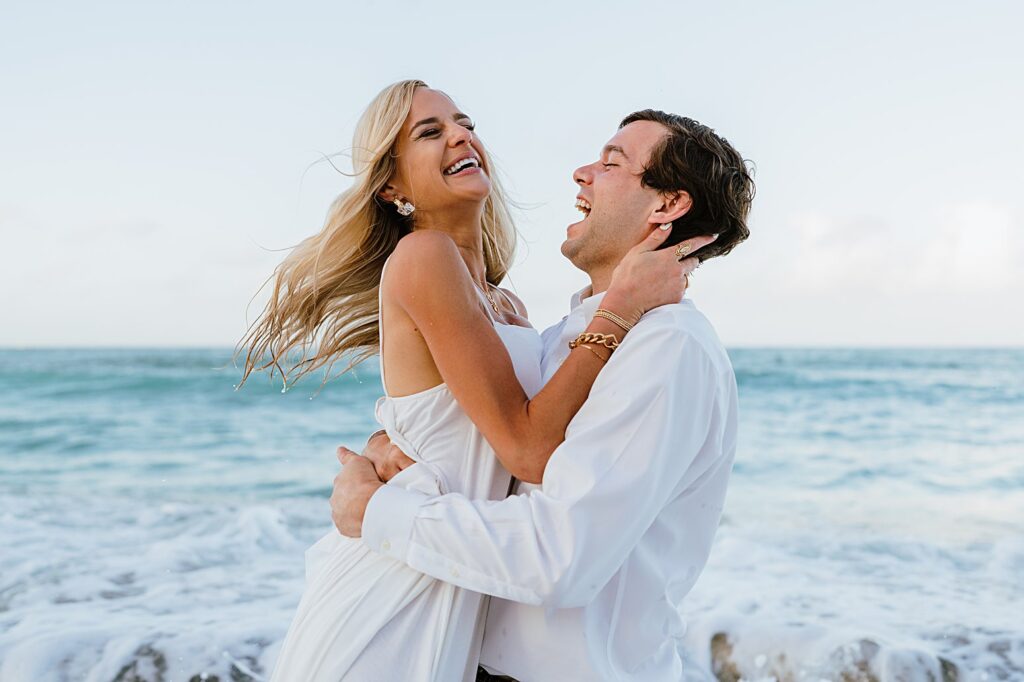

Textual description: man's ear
[648,190,693,225]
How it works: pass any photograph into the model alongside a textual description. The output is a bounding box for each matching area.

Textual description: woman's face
[384,88,491,214]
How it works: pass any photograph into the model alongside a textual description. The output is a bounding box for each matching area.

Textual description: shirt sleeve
[362,319,725,608]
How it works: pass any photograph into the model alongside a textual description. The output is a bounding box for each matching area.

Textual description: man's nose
[573,163,594,186]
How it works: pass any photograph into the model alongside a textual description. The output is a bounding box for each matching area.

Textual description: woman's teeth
[575,198,592,216]
[444,158,481,175]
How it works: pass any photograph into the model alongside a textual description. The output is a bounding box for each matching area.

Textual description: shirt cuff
[362,483,429,562]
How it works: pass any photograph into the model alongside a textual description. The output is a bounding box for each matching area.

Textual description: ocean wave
[1,348,1022,680]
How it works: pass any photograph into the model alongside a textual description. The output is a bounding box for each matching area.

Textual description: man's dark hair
[620,110,754,260]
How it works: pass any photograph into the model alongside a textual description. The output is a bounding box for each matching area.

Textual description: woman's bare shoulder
[390,230,461,263]
[385,231,466,289]
[382,228,473,311]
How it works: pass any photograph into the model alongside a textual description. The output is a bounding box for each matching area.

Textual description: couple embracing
[238,79,754,681]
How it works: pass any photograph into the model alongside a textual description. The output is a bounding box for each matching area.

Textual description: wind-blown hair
[235,79,517,389]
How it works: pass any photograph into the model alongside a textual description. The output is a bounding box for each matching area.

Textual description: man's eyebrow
[603,144,630,161]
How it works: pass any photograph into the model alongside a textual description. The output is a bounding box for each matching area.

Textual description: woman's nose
[449,127,473,148]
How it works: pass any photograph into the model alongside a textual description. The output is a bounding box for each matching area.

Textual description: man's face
[562,121,671,272]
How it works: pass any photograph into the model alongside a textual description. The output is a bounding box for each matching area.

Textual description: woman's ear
[378,185,398,204]
[649,190,693,225]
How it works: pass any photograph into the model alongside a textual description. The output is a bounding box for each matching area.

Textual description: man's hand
[331,448,385,538]
[350,430,416,482]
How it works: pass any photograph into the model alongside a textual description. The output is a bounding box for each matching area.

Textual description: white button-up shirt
[364,288,739,681]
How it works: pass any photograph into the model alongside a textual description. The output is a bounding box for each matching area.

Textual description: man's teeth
[444,158,480,175]
[575,198,592,215]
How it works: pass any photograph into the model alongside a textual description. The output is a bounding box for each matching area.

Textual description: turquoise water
[1,348,1022,680]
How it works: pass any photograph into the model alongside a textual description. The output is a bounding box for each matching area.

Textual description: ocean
[0,348,1021,681]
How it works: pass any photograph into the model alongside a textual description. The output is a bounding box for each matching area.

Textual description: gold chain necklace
[476,280,501,316]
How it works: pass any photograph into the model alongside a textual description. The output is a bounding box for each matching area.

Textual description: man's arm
[348,320,729,608]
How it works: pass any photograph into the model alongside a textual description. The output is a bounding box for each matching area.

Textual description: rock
[710,632,742,682]
[939,656,960,682]
[876,647,945,682]
[111,644,168,682]
[229,663,257,682]
[830,638,880,682]
[707,631,959,682]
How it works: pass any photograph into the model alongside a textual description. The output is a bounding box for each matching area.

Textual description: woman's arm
[385,228,707,483]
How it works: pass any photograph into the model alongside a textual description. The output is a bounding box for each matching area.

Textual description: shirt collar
[568,284,697,323]
[568,285,606,319]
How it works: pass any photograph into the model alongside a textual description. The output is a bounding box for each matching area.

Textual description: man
[332,110,754,681]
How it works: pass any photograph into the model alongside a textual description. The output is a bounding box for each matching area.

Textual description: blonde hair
[235,79,517,390]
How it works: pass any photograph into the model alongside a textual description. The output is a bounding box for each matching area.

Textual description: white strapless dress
[269,266,543,682]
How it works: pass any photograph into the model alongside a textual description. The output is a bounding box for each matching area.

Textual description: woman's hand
[603,229,719,324]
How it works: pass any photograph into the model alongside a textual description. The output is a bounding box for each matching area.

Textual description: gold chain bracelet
[577,343,609,363]
[593,308,634,332]
[568,332,620,351]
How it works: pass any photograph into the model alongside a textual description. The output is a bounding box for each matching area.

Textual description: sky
[2,0,1022,348]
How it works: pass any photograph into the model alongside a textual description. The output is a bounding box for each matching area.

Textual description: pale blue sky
[2,0,1022,347]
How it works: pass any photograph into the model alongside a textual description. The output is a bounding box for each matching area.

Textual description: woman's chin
[448,180,492,204]
[443,168,490,190]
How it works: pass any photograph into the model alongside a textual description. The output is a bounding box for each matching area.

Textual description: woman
[236,80,703,681]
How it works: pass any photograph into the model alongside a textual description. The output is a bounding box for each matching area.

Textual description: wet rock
[229,663,257,682]
[830,638,880,682]
[112,644,167,682]
[187,675,220,682]
[876,647,945,681]
[708,631,961,682]
[939,656,960,682]
[710,632,742,682]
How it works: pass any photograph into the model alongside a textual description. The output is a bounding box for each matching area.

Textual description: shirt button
[450,567,460,578]
[381,540,391,552]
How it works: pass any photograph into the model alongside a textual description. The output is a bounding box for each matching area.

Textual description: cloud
[909,202,1020,292]
[780,201,1023,297]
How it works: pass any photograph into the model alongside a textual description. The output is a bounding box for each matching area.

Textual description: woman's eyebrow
[411,113,471,137]
[411,117,441,133]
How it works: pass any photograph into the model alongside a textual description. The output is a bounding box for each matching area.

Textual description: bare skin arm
[353,280,664,482]
[380,227,711,483]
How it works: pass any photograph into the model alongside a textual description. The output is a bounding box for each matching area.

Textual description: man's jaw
[566,219,587,240]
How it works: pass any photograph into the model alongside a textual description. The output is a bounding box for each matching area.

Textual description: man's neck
[587,266,614,299]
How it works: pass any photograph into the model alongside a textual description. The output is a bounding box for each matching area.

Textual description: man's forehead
[604,120,669,162]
